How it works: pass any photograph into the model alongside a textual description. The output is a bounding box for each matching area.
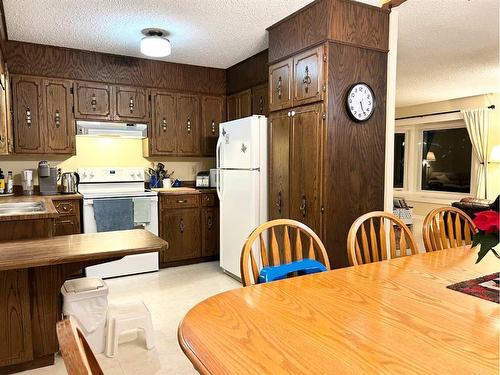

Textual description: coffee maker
[38,161,60,195]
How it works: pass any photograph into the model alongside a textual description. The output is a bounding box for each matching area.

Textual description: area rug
[447,272,500,304]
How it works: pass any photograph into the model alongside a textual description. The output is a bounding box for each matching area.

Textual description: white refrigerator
[216,115,268,278]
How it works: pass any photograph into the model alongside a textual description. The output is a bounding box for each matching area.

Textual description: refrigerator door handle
[216,136,223,200]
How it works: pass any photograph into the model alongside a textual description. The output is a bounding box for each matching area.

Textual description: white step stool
[105,301,155,357]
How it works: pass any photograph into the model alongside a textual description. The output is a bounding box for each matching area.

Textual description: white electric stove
[78,167,159,278]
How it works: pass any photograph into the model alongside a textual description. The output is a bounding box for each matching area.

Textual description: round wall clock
[346,82,376,122]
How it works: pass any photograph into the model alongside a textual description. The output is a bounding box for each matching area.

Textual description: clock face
[346,83,375,122]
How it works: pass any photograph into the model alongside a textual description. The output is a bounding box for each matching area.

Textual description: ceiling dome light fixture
[140,29,171,58]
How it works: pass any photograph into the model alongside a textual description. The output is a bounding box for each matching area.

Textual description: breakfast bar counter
[0,229,168,373]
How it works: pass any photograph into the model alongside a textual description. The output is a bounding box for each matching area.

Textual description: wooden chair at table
[347,211,418,266]
[56,316,104,375]
[423,206,477,252]
[240,219,331,286]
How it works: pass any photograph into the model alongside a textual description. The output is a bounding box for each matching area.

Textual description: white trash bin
[61,277,109,354]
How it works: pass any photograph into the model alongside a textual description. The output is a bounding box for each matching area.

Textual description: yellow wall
[396,93,500,200]
[0,136,214,185]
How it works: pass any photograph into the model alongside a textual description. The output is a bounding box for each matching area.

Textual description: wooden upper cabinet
[43,79,75,154]
[177,94,200,155]
[251,84,269,116]
[289,103,324,235]
[239,89,252,118]
[268,110,290,220]
[201,96,225,156]
[226,94,239,121]
[115,86,148,122]
[227,89,252,121]
[150,90,177,155]
[269,58,292,112]
[74,81,112,120]
[11,75,44,153]
[293,46,326,106]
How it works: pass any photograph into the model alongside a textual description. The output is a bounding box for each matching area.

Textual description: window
[393,119,475,196]
[420,128,472,193]
[394,133,405,188]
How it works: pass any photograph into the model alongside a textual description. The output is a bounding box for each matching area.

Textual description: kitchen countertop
[0,229,168,271]
[0,192,82,222]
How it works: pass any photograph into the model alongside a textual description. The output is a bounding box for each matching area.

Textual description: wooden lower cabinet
[268,110,290,220]
[268,103,323,235]
[201,207,219,257]
[52,198,81,236]
[160,208,201,263]
[159,192,219,267]
[0,269,33,367]
[289,103,323,235]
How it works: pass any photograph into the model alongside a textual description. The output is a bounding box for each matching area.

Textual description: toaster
[196,171,210,188]
[209,169,217,188]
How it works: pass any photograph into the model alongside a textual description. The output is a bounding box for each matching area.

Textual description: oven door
[83,195,159,278]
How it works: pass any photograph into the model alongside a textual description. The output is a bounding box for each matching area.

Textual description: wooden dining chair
[56,316,104,375]
[347,211,418,266]
[423,206,477,252]
[240,219,331,286]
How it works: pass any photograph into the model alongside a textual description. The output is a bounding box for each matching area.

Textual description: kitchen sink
[0,201,46,215]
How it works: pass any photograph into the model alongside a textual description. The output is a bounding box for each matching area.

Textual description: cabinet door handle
[277,76,282,100]
[91,94,97,110]
[187,119,191,134]
[211,120,216,134]
[162,118,167,131]
[179,219,185,233]
[25,107,32,127]
[207,216,213,229]
[303,65,311,93]
[57,219,73,224]
[276,191,282,213]
[55,110,61,128]
[176,199,188,204]
[299,195,307,217]
[259,96,264,114]
[129,97,135,113]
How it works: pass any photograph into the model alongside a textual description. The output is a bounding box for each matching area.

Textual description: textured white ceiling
[3,0,381,69]
[3,0,319,69]
[396,0,500,107]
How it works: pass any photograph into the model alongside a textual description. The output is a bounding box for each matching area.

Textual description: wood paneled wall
[324,42,387,268]
[267,0,389,63]
[5,41,226,95]
[226,49,268,95]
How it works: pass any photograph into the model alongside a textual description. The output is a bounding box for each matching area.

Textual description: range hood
[76,121,147,138]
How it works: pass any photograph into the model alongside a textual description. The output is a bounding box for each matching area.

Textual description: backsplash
[0,136,215,185]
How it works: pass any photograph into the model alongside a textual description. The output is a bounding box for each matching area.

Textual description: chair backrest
[240,219,330,286]
[347,211,418,266]
[56,316,104,375]
[423,206,477,252]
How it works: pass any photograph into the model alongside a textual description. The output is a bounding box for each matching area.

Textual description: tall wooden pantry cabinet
[267,0,390,268]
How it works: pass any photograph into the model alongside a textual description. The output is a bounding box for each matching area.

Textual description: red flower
[474,210,500,234]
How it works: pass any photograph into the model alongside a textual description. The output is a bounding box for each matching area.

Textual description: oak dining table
[178,247,499,374]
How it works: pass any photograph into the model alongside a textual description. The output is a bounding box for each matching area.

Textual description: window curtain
[461,108,490,198]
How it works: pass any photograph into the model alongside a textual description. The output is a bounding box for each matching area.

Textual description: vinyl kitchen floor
[22,261,241,375]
